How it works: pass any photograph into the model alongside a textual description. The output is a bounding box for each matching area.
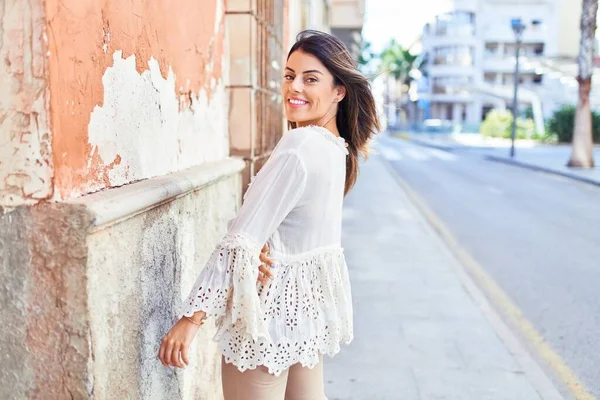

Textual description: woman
[159,30,380,399]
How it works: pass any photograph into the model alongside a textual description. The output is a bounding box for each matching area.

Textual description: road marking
[405,148,430,161]
[378,155,594,400]
[426,148,459,161]
[487,185,505,195]
[379,147,403,161]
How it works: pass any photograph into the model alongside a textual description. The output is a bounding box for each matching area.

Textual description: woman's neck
[297,116,340,137]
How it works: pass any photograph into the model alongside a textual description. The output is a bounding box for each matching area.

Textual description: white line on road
[487,185,505,195]
[405,148,430,161]
[426,148,459,161]
[378,147,403,161]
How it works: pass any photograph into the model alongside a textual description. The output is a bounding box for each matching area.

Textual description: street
[375,133,600,398]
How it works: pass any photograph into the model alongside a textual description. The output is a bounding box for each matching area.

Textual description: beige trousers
[221,355,327,400]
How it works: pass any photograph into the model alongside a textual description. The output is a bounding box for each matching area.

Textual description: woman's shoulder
[278,126,348,156]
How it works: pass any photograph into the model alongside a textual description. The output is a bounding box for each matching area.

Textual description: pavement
[394,132,600,187]
[323,152,564,400]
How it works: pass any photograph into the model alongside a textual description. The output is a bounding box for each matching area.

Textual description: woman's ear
[336,86,347,102]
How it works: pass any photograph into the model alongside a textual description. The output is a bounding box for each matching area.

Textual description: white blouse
[180,125,353,375]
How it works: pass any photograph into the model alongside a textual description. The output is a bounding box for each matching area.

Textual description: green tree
[378,39,419,126]
[357,39,375,74]
[379,39,419,85]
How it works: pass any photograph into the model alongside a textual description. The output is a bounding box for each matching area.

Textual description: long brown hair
[286,30,381,195]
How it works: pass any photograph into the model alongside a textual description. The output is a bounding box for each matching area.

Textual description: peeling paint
[46,0,228,200]
[0,0,53,211]
[86,51,229,195]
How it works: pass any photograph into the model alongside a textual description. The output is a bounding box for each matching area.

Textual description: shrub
[547,105,600,143]
[480,110,512,138]
[480,109,534,139]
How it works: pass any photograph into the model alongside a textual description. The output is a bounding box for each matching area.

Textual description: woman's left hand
[158,315,203,368]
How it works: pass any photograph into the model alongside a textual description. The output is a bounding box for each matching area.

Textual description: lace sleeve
[179,233,267,341]
[179,150,307,341]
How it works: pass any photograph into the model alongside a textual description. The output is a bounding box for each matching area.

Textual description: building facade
[330,0,366,59]
[0,0,353,399]
[416,0,588,130]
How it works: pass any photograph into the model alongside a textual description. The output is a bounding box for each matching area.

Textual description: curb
[377,154,594,400]
[486,155,600,188]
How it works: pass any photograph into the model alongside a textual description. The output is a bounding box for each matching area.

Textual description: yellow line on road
[379,155,595,400]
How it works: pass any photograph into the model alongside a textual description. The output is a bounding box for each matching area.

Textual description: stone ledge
[68,157,245,231]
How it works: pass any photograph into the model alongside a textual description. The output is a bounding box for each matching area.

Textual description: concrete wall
[0,0,237,398]
[82,163,242,400]
[0,160,244,399]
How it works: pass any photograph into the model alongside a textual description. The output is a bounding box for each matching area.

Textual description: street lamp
[509,18,526,158]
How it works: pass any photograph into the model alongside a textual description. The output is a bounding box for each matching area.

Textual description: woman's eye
[306,78,317,83]
[284,75,294,80]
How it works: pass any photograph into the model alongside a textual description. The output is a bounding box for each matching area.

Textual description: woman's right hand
[258,243,277,285]
[158,315,204,368]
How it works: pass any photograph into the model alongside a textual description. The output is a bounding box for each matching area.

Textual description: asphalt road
[375,133,600,398]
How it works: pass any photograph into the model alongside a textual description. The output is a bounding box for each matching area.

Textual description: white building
[416,0,594,131]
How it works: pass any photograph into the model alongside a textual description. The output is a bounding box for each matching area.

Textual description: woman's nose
[290,77,303,92]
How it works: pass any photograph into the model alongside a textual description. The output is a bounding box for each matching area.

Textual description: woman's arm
[159,150,307,368]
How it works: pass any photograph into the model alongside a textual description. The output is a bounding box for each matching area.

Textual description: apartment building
[416,0,585,129]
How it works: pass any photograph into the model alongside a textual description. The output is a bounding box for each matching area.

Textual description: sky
[362,0,454,52]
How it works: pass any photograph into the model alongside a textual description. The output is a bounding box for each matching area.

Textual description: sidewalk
[485,146,600,187]
[323,154,564,400]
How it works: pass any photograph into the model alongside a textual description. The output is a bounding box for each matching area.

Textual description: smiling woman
[159,30,380,400]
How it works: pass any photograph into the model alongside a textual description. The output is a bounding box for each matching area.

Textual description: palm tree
[379,40,419,128]
[357,39,375,75]
[568,0,598,167]
[380,39,419,84]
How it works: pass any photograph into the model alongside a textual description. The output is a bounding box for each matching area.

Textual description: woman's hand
[258,243,277,285]
[158,314,204,368]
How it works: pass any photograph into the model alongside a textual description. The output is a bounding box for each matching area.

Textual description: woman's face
[282,50,345,127]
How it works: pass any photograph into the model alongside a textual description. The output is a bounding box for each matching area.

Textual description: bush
[547,105,600,143]
[480,109,534,139]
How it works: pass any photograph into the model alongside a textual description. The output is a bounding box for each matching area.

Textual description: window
[531,19,543,30]
[485,42,499,56]
[433,45,474,66]
[432,76,472,95]
[484,72,496,84]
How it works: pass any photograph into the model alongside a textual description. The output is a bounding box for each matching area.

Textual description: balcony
[424,10,476,38]
[432,76,472,96]
[432,45,475,67]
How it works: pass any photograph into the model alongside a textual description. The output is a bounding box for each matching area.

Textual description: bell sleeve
[179,150,307,341]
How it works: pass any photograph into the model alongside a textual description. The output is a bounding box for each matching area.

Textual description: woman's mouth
[288,98,308,108]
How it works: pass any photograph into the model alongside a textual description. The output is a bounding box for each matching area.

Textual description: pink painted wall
[46,0,227,200]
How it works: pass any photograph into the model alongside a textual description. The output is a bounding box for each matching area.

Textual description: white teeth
[289,99,307,105]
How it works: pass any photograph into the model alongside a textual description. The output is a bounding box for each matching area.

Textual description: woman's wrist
[184,316,204,327]
[186,311,207,325]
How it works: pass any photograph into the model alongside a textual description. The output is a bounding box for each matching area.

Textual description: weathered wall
[0,165,242,399]
[0,203,94,399]
[46,0,229,200]
[0,0,53,211]
[85,172,240,399]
